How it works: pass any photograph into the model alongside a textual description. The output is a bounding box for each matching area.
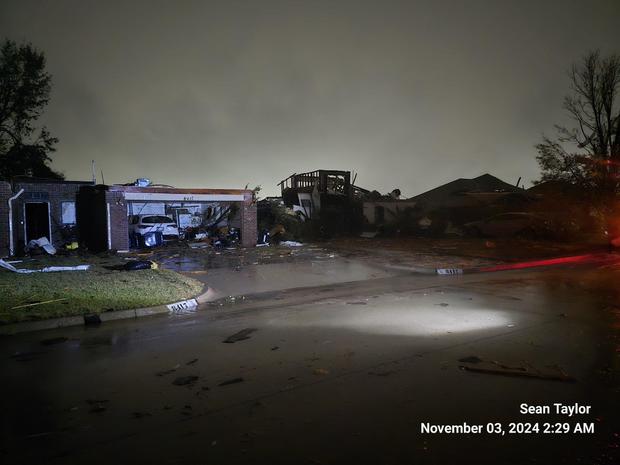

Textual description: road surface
[1,257,619,464]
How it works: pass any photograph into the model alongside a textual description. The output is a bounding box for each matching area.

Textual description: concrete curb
[0,286,216,336]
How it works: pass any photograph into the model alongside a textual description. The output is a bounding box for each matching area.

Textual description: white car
[129,215,180,241]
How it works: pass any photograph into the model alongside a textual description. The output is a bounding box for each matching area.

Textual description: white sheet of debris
[0,259,89,274]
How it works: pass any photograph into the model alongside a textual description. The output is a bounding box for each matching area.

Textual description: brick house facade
[1,179,257,256]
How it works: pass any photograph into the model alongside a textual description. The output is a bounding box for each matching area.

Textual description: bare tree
[536,50,620,196]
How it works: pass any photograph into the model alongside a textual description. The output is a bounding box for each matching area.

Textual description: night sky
[1,0,619,196]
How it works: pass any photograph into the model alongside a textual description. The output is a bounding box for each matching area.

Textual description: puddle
[203,259,393,296]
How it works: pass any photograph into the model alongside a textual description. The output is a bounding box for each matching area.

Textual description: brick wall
[12,181,91,251]
[241,192,257,247]
[0,181,12,256]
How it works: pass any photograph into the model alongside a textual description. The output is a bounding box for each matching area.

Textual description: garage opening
[25,202,51,243]
[126,196,244,248]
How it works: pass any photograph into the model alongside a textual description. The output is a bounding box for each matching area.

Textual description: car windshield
[141,216,173,224]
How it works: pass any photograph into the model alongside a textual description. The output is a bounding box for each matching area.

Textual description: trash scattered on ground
[40,336,68,346]
[223,328,257,343]
[0,258,89,274]
[11,298,68,310]
[458,357,576,382]
[218,377,244,386]
[172,375,199,386]
[27,237,56,255]
[360,231,378,238]
[313,368,329,376]
[107,260,158,271]
[280,241,303,247]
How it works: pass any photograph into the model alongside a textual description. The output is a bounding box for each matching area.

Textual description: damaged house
[77,183,257,252]
[0,177,257,256]
[278,170,367,234]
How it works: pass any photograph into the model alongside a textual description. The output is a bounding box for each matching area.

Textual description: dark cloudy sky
[1,0,619,196]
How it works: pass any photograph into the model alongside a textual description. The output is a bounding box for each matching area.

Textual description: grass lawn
[0,254,204,324]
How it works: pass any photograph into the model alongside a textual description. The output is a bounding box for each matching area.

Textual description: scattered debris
[223,328,257,343]
[458,357,576,382]
[0,259,89,274]
[12,298,68,310]
[27,237,57,255]
[123,260,158,271]
[40,337,68,346]
[280,241,303,247]
[172,376,199,386]
[313,368,329,376]
[218,377,244,386]
[360,231,378,238]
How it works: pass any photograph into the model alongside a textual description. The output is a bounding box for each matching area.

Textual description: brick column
[105,191,129,251]
[241,192,257,247]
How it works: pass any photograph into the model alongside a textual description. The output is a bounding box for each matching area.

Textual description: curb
[0,286,216,336]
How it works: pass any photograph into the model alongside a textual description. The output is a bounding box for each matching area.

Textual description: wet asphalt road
[1,257,619,465]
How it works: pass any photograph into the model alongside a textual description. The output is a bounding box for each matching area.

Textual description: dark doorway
[25,202,50,243]
[375,205,385,224]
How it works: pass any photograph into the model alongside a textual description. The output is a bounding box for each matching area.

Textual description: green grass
[0,254,204,324]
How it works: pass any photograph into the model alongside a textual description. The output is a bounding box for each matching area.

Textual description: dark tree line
[0,39,62,180]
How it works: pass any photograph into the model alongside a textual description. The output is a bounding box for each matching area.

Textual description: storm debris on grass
[0,255,203,324]
[223,328,257,343]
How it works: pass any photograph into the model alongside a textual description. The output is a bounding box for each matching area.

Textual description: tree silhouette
[0,39,62,180]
